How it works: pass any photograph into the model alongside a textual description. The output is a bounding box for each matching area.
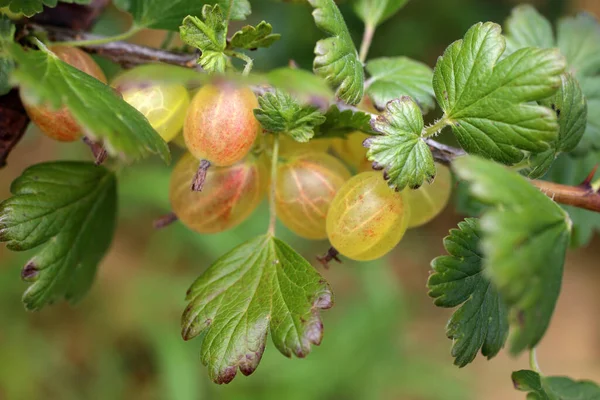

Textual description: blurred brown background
[1,0,599,399]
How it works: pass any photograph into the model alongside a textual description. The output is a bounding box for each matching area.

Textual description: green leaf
[0,15,15,96]
[216,0,250,21]
[0,162,116,310]
[504,5,554,55]
[9,43,170,163]
[229,21,281,50]
[525,73,588,178]
[114,0,204,31]
[367,96,435,190]
[179,6,228,74]
[266,67,333,101]
[453,156,571,355]
[558,13,600,79]
[428,218,509,367]
[253,90,326,142]
[352,0,408,27]
[0,0,90,17]
[433,22,565,164]
[503,7,600,154]
[513,370,600,400]
[308,0,365,105]
[366,57,434,113]
[315,104,375,138]
[182,234,333,384]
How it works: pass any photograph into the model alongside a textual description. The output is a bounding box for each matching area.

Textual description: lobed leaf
[504,7,600,154]
[229,21,281,50]
[453,156,571,355]
[428,218,509,367]
[182,235,333,384]
[179,5,228,73]
[525,73,587,178]
[315,104,374,138]
[504,5,554,55]
[0,162,116,310]
[366,56,435,112]
[512,370,600,400]
[216,0,250,21]
[308,0,365,105]
[352,0,409,27]
[253,90,326,142]
[9,43,170,163]
[114,0,204,31]
[433,22,565,164]
[367,96,435,190]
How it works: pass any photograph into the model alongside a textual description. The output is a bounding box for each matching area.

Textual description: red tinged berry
[184,83,261,167]
[21,45,107,142]
[169,152,268,234]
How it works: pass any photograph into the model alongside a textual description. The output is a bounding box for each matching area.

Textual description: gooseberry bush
[1,0,600,396]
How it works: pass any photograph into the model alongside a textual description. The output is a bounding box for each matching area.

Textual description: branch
[21,24,200,69]
[0,90,29,168]
[531,179,600,213]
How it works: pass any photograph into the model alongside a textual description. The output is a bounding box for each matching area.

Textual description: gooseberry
[169,152,268,234]
[275,152,351,239]
[403,164,452,228]
[21,45,107,142]
[326,171,410,261]
[113,72,190,143]
[184,83,260,167]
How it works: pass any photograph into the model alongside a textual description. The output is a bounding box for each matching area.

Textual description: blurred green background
[1,0,600,399]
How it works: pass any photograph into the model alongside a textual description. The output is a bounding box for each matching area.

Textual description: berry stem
[228,51,254,76]
[82,137,107,165]
[153,212,179,229]
[359,22,376,63]
[529,348,542,374]
[268,134,280,236]
[316,247,341,269]
[191,159,211,192]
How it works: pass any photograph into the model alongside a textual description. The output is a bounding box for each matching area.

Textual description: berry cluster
[22,45,452,263]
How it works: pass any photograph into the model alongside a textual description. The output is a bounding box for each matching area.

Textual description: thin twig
[20,24,200,69]
[359,23,376,63]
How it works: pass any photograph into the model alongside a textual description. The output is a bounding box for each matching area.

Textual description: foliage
[0,0,599,395]
[308,0,364,104]
[0,162,116,310]
[182,235,332,384]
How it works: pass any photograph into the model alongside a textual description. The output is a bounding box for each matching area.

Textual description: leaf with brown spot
[182,234,333,384]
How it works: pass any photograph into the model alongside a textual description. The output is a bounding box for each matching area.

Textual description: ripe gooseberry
[331,131,372,172]
[113,72,190,143]
[169,152,268,234]
[326,171,410,261]
[21,45,107,142]
[403,164,452,228]
[275,152,351,239]
[184,82,261,190]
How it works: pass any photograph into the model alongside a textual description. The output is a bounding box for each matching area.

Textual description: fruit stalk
[268,134,280,235]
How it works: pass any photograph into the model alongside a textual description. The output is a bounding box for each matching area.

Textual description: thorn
[579,165,598,189]
[82,137,107,165]
[316,247,341,269]
[191,159,211,192]
[288,59,298,69]
[153,212,178,229]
